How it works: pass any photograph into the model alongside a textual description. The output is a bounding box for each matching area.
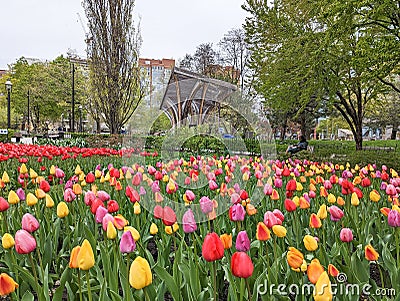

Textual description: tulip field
[0,142,399,301]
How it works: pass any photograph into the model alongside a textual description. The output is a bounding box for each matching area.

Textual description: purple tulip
[15,188,26,201]
[21,213,40,233]
[235,231,250,252]
[182,209,197,233]
[340,228,353,242]
[120,230,136,253]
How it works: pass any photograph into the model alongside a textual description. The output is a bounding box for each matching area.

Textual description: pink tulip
[63,188,76,202]
[55,168,65,178]
[340,228,353,242]
[15,229,36,254]
[97,191,110,202]
[95,206,108,223]
[148,166,156,175]
[273,209,284,222]
[16,188,26,201]
[329,206,344,222]
[235,231,250,252]
[386,184,396,196]
[120,230,136,253]
[264,211,282,228]
[274,178,283,188]
[229,204,245,222]
[139,186,146,195]
[388,210,400,227]
[209,180,218,191]
[184,190,195,202]
[264,184,273,195]
[200,196,213,214]
[21,213,40,233]
[102,213,115,231]
[323,180,332,190]
[231,193,241,204]
[0,197,9,212]
[182,209,197,233]
[84,191,96,206]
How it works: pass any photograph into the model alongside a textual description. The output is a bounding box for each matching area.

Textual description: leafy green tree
[243,0,395,150]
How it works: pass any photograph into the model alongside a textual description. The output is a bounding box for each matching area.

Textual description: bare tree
[83,0,143,134]
[193,43,217,76]
[178,54,195,71]
[218,28,250,90]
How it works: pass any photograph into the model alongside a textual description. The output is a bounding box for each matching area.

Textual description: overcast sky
[1,0,249,69]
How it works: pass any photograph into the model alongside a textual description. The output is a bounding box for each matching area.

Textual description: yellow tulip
[2,233,15,249]
[327,193,336,204]
[272,225,287,238]
[78,173,85,182]
[50,165,56,175]
[73,184,82,195]
[29,168,38,179]
[317,204,327,220]
[172,222,179,232]
[57,202,69,218]
[125,170,132,179]
[129,256,152,289]
[165,226,173,235]
[150,223,158,235]
[77,239,95,270]
[303,235,318,251]
[369,190,381,202]
[2,171,10,183]
[296,182,303,191]
[75,165,82,175]
[45,194,55,208]
[107,221,117,240]
[95,170,102,179]
[20,163,28,174]
[134,202,141,215]
[7,190,20,205]
[351,192,359,206]
[26,193,38,206]
[35,188,46,199]
[313,271,333,301]
[124,226,140,241]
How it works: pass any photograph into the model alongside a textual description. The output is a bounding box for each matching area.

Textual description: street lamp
[5,79,12,129]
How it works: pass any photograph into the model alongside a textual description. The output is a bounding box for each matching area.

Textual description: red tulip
[286,179,296,191]
[15,229,36,254]
[39,180,51,193]
[85,172,95,184]
[107,200,119,213]
[202,232,224,262]
[231,252,254,278]
[0,197,9,212]
[162,206,176,226]
[153,205,163,219]
[284,199,297,212]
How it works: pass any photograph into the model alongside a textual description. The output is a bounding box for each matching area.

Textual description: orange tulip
[220,233,232,249]
[69,246,81,269]
[307,259,324,284]
[256,222,271,241]
[271,189,279,201]
[0,273,19,296]
[287,247,304,269]
[309,213,322,228]
[365,244,379,261]
[246,203,257,216]
[328,264,340,277]
[299,197,310,209]
[337,196,345,206]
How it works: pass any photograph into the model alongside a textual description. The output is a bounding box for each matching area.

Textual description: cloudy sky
[1,0,249,69]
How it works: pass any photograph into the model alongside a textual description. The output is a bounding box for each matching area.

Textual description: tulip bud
[339,228,353,242]
[272,225,287,238]
[313,272,333,301]
[256,222,270,241]
[202,232,224,262]
[307,259,324,284]
[7,191,20,205]
[303,235,318,251]
[124,226,140,241]
[15,229,36,254]
[150,223,158,235]
[21,213,40,233]
[231,252,254,278]
[26,193,38,206]
[69,246,81,268]
[220,233,232,249]
[0,273,19,296]
[365,244,379,261]
[107,221,117,240]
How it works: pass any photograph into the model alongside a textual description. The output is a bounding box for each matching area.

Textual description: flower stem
[28,253,40,298]
[377,263,385,288]
[78,269,83,301]
[86,270,92,301]
[239,277,244,301]
[245,278,252,300]
[212,261,217,301]
[396,228,399,268]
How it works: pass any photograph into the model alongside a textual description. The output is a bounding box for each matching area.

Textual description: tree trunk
[355,122,363,150]
[96,119,101,134]
[390,123,398,140]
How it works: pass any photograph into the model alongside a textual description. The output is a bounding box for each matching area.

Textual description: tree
[193,43,217,76]
[84,0,143,134]
[243,0,393,150]
[178,54,195,71]
[218,28,250,90]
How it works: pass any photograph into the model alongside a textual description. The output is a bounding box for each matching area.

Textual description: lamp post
[79,105,83,132]
[5,79,12,129]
